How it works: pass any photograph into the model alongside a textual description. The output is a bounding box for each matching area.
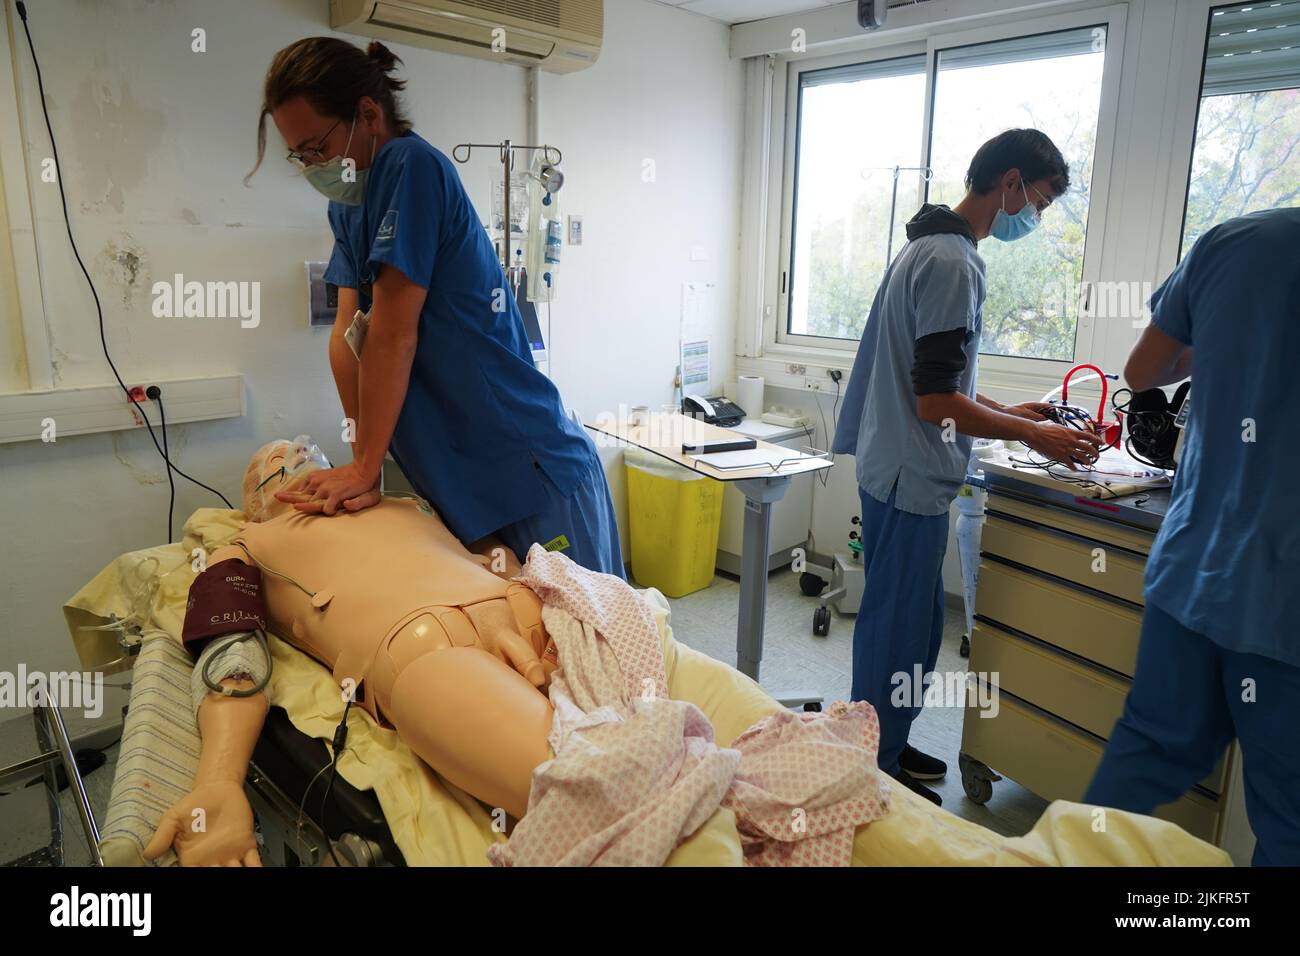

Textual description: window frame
[1174,0,1300,261]
[765,4,1129,385]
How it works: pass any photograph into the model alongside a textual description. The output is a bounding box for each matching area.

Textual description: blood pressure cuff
[912,327,969,395]
[1125,382,1190,470]
[182,559,268,659]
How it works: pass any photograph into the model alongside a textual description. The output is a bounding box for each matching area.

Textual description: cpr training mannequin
[145,437,558,866]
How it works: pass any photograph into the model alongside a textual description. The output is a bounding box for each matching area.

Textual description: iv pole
[452,139,563,273]
[862,165,933,263]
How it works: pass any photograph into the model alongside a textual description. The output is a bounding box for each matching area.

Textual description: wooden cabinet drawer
[975,559,1142,677]
[969,621,1128,739]
[961,692,1219,842]
[981,513,1147,605]
[967,619,1227,795]
[986,493,1155,555]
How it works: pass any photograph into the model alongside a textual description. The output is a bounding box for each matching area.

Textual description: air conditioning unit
[330,0,602,74]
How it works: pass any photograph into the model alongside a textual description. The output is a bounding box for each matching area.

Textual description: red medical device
[1061,364,1122,447]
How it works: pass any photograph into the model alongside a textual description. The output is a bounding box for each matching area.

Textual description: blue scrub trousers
[851,483,949,776]
[1085,601,1300,866]
[496,450,626,579]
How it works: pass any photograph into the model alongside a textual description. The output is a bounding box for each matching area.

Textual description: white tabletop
[585,411,832,483]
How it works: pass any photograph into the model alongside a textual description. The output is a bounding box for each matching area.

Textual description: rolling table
[586,412,832,708]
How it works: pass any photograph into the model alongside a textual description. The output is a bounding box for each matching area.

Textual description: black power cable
[15,2,232,524]
[147,386,176,541]
[320,699,353,867]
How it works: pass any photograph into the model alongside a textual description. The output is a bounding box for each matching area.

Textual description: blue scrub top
[831,233,986,516]
[322,132,596,545]
[1144,207,1300,667]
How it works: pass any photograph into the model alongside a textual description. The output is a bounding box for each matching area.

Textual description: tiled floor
[662,567,1048,838]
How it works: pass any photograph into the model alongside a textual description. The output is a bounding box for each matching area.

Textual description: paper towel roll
[736,375,764,418]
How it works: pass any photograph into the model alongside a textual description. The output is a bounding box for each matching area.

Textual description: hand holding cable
[1021,419,1104,471]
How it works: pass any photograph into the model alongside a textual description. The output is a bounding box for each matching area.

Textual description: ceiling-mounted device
[857,0,887,30]
[330,0,603,74]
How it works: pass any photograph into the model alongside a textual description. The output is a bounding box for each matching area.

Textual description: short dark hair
[964,128,1070,196]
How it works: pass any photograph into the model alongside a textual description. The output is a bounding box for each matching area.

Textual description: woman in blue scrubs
[249,37,623,577]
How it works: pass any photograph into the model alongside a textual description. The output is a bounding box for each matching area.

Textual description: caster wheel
[812,605,831,636]
[958,752,999,805]
[803,701,822,713]
[799,572,827,597]
[963,772,993,805]
[960,634,970,658]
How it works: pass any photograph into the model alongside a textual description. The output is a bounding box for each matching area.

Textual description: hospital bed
[62,507,1232,867]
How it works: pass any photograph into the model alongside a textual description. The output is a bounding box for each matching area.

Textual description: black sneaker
[899,745,947,780]
[890,767,942,806]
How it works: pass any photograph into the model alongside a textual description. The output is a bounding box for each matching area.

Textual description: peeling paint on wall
[94,234,149,308]
[111,426,188,486]
[71,69,165,216]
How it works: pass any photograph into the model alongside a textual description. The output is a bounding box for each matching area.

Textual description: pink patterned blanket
[486,546,889,867]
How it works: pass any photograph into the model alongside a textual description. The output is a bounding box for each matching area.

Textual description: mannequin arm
[143,679,267,866]
[144,542,268,865]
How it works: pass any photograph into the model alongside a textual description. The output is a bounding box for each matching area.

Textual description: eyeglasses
[1025,180,1053,213]
[286,118,343,168]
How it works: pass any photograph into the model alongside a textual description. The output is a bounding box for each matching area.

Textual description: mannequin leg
[387,647,553,819]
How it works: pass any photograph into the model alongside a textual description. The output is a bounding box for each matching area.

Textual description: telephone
[682,394,746,427]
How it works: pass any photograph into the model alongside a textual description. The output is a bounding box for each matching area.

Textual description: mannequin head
[242,437,329,522]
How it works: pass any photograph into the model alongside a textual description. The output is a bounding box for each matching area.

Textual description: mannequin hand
[483,629,550,689]
[143,780,261,867]
[1023,421,1104,471]
[1004,402,1052,421]
[276,463,381,516]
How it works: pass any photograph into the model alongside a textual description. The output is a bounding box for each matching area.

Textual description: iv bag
[492,173,529,239]
[525,153,561,303]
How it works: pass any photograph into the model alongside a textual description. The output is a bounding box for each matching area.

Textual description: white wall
[0,0,743,677]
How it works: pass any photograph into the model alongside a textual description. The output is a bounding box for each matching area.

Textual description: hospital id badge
[344,309,370,359]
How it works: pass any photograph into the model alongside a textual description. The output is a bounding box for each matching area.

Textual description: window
[1181,0,1300,254]
[928,28,1107,361]
[787,56,927,340]
[778,18,1115,366]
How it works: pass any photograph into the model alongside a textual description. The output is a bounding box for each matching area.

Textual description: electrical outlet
[804,377,823,391]
[786,363,806,376]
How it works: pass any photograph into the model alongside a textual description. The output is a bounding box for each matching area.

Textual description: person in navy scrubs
[1085,208,1300,865]
[250,37,623,577]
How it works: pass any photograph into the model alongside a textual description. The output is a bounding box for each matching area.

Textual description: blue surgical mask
[990,180,1041,242]
[302,117,373,205]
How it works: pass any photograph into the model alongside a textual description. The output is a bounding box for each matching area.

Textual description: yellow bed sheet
[65,507,1229,867]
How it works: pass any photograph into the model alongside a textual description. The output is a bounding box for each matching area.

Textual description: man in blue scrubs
[1085,207,1300,865]
[259,38,623,577]
[832,130,1102,804]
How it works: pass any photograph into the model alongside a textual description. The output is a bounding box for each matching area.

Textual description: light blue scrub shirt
[323,132,598,546]
[1144,207,1300,667]
[831,232,986,516]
